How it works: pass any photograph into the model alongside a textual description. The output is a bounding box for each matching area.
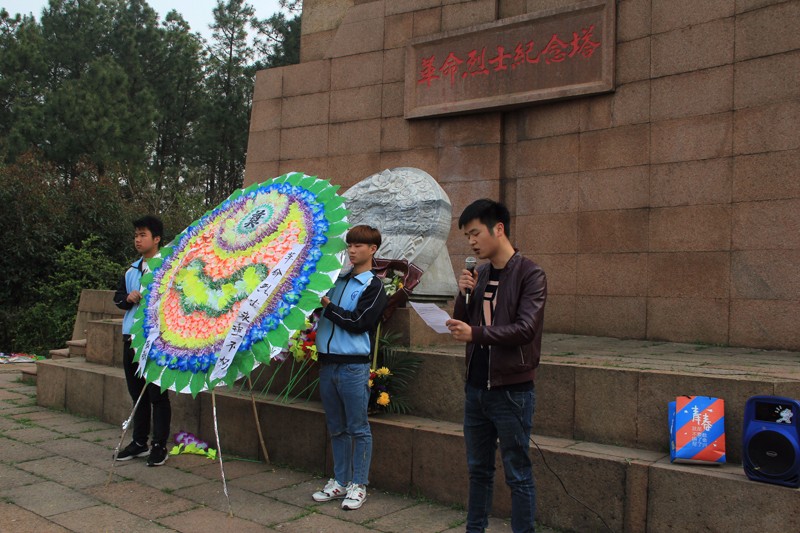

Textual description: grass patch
[446,517,467,528]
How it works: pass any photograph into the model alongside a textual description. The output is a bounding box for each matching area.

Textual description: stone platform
[2,364,561,533]
[405,334,800,463]
[34,308,800,532]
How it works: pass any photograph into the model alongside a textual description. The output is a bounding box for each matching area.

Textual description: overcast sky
[1,1,285,41]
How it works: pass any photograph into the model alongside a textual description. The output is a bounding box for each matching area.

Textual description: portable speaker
[742,395,800,488]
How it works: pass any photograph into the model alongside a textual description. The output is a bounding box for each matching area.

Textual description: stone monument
[342,167,458,300]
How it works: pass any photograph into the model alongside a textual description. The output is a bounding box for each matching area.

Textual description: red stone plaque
[404,0,615,118]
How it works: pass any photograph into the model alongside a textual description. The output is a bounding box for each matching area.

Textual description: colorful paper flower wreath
[130,173,348,396]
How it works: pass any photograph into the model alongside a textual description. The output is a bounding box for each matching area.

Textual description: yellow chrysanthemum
[368,379,374,388]
[377,392,390,406]
[375,367,391,376]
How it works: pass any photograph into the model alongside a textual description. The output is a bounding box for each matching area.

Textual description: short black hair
[133,215,164,244]
[346,224,382,249]
[458,199,511,237]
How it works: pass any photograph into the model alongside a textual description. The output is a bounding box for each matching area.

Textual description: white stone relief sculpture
[342,167,458,298]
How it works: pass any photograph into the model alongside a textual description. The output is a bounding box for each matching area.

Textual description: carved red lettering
[488,45,512,71]
[417,56,440,86]
[569,25,601,58]
[462,48,490,78]
[439,52,464,86]
[539,34,570,64]
[512,40,541,69]
[418,22,602,90]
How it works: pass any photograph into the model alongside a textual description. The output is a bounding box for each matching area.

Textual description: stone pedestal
[86,319,123,368]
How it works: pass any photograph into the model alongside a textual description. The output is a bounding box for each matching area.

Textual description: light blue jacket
[113,258,146,335]
[316,269,388,357]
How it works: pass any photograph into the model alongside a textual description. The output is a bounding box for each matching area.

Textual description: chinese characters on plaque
[417,25,602,88]
[404,0,615,118]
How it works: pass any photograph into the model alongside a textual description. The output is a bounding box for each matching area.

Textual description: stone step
[66,338,87,357]
[71,289,124,340]
[73,321,800,465]
[48,347,70,359]
[20,366,36,385]
[85,318,124,367]
[165,332,800,466]
[399,335,800,464]
[34,356,800,532]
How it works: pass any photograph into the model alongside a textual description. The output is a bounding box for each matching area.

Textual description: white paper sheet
[409,301,452,334]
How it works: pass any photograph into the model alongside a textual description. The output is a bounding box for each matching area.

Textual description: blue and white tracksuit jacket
[316,269,388,362]
[113,257,147,335]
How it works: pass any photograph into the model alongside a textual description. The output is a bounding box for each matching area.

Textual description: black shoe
[147,443,168,467]
[117,441,149,461]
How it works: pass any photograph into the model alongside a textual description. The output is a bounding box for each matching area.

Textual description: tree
[13,235,124,355]
[42,56,154,180]
[0,10,47,162]
[253,0,301,69]
[31,1,156,181]
[121,7,207,215]
[194,0,256,204]
[0,0,298,352]
[0,154,66,301]
[0,153,67,349]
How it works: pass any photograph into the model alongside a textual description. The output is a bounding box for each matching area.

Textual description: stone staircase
[47,289,124,362]
[33,297,800,532]
[23,290,123,385]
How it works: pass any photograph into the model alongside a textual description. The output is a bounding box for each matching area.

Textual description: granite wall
[244,0,800,350]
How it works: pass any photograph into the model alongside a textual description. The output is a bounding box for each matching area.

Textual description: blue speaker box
[742,395,800,488]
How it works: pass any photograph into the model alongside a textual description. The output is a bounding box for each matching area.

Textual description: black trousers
[122,336,171,446]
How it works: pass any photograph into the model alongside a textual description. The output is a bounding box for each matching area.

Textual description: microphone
[464,256,477,304]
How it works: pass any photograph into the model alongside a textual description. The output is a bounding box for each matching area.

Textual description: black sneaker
[116,441,149,461]
[147,443,168,467]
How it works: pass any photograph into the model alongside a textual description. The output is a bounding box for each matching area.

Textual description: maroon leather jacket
[453,252,547,388]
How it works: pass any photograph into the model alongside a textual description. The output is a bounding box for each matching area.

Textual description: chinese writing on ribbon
[209,244,305,381]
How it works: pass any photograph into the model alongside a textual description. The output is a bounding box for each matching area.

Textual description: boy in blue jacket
[113,215,171,467]
[312,225,388,510]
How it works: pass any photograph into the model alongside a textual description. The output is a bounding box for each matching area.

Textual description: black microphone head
[465,256,477,272]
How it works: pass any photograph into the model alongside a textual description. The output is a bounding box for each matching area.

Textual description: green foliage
[0,154,67,305]
[253,12,300,69]
[195,0,257,203]
[13,236,124,355]
[1,0,301,204]
[0,11,47,161]
[64,167,137,264]
[0,0,300,353]
[371,331,423,415]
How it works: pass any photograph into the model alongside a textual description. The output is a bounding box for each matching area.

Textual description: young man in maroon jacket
[447,199,547,533]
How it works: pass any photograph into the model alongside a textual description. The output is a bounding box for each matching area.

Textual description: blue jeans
[464,384,536,533]
[319,362,372,486]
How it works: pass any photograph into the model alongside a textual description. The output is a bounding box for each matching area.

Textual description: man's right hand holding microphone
[461,256,477,304]
[448,257,478,342]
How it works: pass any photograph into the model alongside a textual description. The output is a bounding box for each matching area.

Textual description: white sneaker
[312,479,350,502]
[341,483,367,510]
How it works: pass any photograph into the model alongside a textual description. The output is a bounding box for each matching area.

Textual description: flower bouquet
[372,257,423,322]
[370,366,393,409]
[367,257,424,414]
[286,312,319,364]
[368,331,422,414]
[254,312,320,402]
[169,431,217,460]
